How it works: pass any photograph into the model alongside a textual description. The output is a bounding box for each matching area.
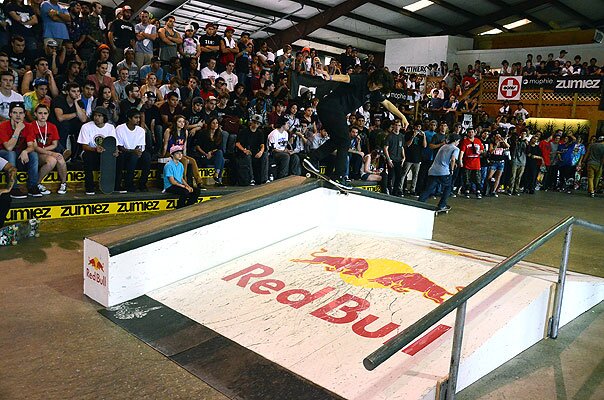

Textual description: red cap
[225,26,235,32]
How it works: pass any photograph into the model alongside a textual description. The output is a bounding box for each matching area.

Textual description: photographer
[20,57,59,97]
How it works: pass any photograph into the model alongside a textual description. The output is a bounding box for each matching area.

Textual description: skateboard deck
[0,219,40,246]
[302,159,354,194]
[99,136,117,194]
[435,206,451,216]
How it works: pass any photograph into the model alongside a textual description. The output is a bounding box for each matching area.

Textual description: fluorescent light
[404,0,433,13]
[503,18,531,29]
[479,18,532,35]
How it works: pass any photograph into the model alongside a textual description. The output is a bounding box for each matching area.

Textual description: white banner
[497,76,522,101]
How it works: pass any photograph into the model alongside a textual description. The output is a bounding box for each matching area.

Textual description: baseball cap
[123,47,135,55]
[192,97,204,105]
[225,26,235,32]
[98,44,110,52]
[114,7,122,16]
[33,78,49,87]
[596,136,604,142]
[250,114,262,123]
[9,101,25,112]
[46,39,58,48]
[170,145,184,155]
[560,49,567,54]
[151,56,160,63]
[122,5,132,10]
[207,95,217,102]
[185,25,194,31]
[144,91,157,98]
[302,47,310,53]
[93,106,109,119]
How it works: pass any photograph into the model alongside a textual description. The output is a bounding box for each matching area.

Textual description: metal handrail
[363,215,604,399]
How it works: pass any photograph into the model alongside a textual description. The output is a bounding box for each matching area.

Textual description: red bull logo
[88,257,105,272]
[292,249,460,304]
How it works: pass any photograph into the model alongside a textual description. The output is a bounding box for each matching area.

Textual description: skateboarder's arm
[381,99,408,129]
[320,71,350,83]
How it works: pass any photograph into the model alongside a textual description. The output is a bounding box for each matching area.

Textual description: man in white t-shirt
[115,108,150,192]
[0,72,24,121]
[513,102,529,122]
[77,107,117,194]
[219,61,238,92]
[200,58,219,83]
[268,115,300,179]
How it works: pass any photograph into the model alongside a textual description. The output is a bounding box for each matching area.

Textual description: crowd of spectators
[0,0,601,222]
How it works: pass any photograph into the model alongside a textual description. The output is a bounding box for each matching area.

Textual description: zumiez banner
[522,75,602,93]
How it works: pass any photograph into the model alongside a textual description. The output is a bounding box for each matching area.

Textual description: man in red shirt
[0,101,41,198]
[27,103,67,195]
[459,127,484,199]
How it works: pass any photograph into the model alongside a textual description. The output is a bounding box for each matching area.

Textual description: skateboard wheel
[11,241,17,245]
[35,233,40,238]
[305,173,311,178]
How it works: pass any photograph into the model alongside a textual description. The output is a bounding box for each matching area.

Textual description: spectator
[268,115,299,179]
[513,102,529,122]
[401,121,426,196]
[235,35,252,89]
[159,91,183,126]
[0,101,40,197]
[557,134,585,193]
[555,49,568,64]
[0,71,23,121]
[134,10,156,68]
[80,80,95,117]
[28,103,67,195]
[584,136,604,197]
[43,39,60,76]
[87,60,117,100]
[140,91,162,156]
[113,66,130,100]
[0,156,16,225]
[484,132,508,196]
[159,76,180,101]
[23,78,51,121]
[49,82,87,154]
[163,144,199,209]
[162,114,204,188]
[508,130,528,195]
[180,77,200,108]
[459,127,484,199]
[86,43,111,75]
[185,96,205,138]
[56,59,83,93]
[66,1,88,57]
[118,83,142,124]
[77,106,116,194]
[524,135,543,194]
[201,58,219,83]
[0,53,18,92]
[40,0,70,48]
[2,35,29,81]
[21,57,59,97]
[115,108,149,192]
[5,0,38,54]
[192,117,225,186]
[180,24,200,62]
[218,26,237,72]
[183,57,201,83]
[384,120,405,196]
[219,61,238,92]
[139,56,164,84]
[108,5,135,66]
[235,114,268,185]
[84,2,106,62]
[116,47,138,83]
[157,16,181,63]
[198,22,221,68]
[92,85,119,125]
[140,71,160,100]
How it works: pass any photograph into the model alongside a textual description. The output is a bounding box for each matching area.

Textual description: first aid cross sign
[497,76,522,100]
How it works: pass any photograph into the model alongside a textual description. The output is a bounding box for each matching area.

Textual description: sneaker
[57,182,67,195]
[450,192,457,198]
[476,193,482,199]
[589,192,595,198]
[198,185,207,191]
[507,191,513,196]
[85,191,95,195]
[10,187,27,199]
[28,186,43,197]
[303,158,320,174]
[465,192,470,199]
[492,192,499,198]
[37,184,51,195]
[250,180,256,186]
[62,149,72,162]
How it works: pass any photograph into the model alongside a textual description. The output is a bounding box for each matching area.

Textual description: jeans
[401,161,420,193]
[509,163,525,193]
[0,149,38,188]
[419,174,452,209]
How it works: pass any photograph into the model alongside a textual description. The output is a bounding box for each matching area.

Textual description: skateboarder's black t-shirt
[322,73,385,112]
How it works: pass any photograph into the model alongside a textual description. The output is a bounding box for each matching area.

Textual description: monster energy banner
[289,73,341,100]
[522,75,603,93]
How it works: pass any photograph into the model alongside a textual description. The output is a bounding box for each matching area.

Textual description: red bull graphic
[88,257,105,272]
[292,249,460,304]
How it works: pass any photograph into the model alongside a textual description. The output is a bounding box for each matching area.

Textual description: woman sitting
[361,149,387,193]
[162,114,205,189]
[192,117,225,186]
[92,85,119,125]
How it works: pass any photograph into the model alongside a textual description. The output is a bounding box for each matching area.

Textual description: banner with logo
[497,76,522,101]
[553,76,602,93]
[521,77,556,90]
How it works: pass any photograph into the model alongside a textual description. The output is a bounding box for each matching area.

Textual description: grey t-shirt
[135,23,156,54]
[429,143,459,176]
[586,142,604,166]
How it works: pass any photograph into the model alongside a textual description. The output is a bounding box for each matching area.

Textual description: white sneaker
[86,191,95,195]
[37,184,51,195]
[58,182,67,195]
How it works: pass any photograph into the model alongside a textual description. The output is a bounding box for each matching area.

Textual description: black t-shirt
[111,20,135,49]
[431,132,446,157]
[118,98,141,124]
[55,74,84,94]
[159,102,184,123]
[1,45,29,71]
[49,95,75,125]
[143,105,161,128]
[236,127,263,154]
[388,89,406,106]
[322,73,384,112]
[386,132,404,162]
[4,3,36,38]
[201,108,218,124]
[404,131,423,163]
[235,41,250,74]
[186,110,205,127]
[198,34,222,66]
[195,129,220,152]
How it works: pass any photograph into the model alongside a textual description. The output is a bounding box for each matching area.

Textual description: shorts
[361,173,371,180]
[489,161,505,172]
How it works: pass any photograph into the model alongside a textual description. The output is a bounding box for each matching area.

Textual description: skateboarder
[306,68,408,183]
[418,133,461,212]
[77,107,117,195]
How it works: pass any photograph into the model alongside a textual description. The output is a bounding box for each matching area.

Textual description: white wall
[385,36,474,72]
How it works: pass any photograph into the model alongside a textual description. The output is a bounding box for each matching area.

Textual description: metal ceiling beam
[429,0,510,33]
[292,0,416,37]
[124,0,156,18]
[369,0,451,31]
[263,0,369,50]
[549,0,595,28]
[438,0,553,35]
[483,0,552,30]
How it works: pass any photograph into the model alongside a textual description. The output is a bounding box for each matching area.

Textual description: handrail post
[549,224,573,338]
[445,301,467,400]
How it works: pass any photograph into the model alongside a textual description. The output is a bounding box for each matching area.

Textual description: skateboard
[435,206,451,216]
[0,219,40,246]
[302,159,354,194]
[99,136,117,194]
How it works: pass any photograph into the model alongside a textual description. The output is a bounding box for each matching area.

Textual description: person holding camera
[401,121,426,196]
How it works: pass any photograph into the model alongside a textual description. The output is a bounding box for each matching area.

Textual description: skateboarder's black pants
[165,185,200,209]
[82,151,100,193]
[0,193,11,228]
[311,101,349,179]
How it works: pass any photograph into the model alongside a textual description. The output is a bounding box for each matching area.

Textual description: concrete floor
[0,190,602,400]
